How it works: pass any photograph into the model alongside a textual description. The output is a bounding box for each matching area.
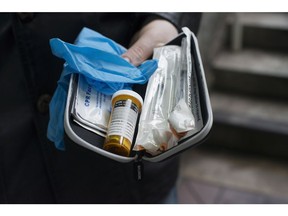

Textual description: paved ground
[177,146,288,204]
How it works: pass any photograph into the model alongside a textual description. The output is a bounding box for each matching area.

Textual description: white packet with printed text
[72,74,111,136]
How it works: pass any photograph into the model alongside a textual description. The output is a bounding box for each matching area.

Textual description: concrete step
[180,147,288,202]
[205,91,288,158]
[226,13,288,52]
[212,49,288,99]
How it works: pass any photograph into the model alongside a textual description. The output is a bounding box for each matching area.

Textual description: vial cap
[112,90,143,106]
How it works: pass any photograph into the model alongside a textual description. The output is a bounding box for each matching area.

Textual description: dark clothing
[0,12,201,203]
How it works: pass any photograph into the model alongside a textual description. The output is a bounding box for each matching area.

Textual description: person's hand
[122,19,178,66]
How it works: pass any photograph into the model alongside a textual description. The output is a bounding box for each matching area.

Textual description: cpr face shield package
[57,27,213,164]
[71,74,112,137]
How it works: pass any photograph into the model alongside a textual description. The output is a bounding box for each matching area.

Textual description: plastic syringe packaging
[134,28,203,156]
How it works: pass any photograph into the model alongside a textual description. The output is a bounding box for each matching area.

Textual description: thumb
[122,35,156,67]
[122,20,178,66]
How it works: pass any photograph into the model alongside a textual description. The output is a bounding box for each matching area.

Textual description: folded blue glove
[47,27,158,150]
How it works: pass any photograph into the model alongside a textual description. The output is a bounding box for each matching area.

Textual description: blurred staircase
[206,13,288,158]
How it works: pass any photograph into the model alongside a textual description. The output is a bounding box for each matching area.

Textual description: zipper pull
[133,151,145,181]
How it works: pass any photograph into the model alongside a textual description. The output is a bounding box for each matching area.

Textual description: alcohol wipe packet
[47,27,158,150]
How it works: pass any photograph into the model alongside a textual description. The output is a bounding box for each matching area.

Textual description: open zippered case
[64,29,213,165]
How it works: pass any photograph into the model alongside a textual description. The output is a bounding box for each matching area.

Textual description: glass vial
[103,90,143,157]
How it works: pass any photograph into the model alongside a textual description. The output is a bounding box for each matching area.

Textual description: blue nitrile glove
[47,27,158,150]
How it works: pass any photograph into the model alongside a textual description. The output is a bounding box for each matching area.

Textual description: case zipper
[133,151,145,181]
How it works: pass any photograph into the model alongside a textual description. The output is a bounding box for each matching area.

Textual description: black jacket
[0,12,201,203]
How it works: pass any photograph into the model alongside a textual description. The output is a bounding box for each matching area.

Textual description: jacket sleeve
[136,12,202,35]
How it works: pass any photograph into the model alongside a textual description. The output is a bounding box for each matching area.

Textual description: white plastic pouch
[134,27,202,156]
